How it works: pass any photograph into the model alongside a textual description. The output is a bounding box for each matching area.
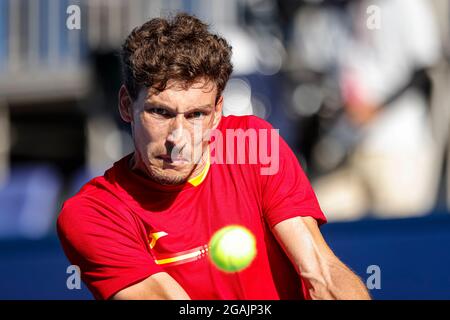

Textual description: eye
[186,111,205,120]
[149,108,171,118]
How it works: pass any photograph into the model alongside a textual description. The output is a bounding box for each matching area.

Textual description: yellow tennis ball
[208,225,257,272]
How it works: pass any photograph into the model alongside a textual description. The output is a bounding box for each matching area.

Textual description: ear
[118,85,133,123]
[212,95,223,129]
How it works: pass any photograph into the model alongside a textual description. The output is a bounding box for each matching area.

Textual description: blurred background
[0,0,449,299]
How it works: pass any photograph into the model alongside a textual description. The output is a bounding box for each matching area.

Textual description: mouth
[156,155,190,165]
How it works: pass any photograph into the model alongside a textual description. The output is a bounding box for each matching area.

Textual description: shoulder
[57,181,133,240]
[58,155,133,228]
[57,194,104,237]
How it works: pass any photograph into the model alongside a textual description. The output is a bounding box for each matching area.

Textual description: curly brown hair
[121,13,233,102]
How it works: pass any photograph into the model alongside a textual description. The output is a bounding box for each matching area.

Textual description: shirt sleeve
[248,116,327,229]
[56,196,163,300]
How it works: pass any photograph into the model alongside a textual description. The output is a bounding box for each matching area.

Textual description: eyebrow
[147,103,214,113]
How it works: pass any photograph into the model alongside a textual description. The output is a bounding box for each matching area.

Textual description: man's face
[120,79,222,185]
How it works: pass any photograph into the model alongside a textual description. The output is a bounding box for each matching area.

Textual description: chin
[148,166,193,186]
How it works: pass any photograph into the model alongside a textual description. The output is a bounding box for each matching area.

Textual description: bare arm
[272,216,371,300]
[111,272,191,300]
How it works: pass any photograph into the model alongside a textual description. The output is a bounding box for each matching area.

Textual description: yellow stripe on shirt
[187,148,210,187]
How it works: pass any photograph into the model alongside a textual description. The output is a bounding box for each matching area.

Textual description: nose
[166,115,187,147]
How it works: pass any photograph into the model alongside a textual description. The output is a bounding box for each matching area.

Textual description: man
[57,13,370,300]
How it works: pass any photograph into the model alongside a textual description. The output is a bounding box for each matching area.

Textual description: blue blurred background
[0,0,449,299]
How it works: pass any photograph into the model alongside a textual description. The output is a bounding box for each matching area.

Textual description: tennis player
[57,13,370,300]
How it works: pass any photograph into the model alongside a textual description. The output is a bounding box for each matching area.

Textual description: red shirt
[57,115,326,300]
